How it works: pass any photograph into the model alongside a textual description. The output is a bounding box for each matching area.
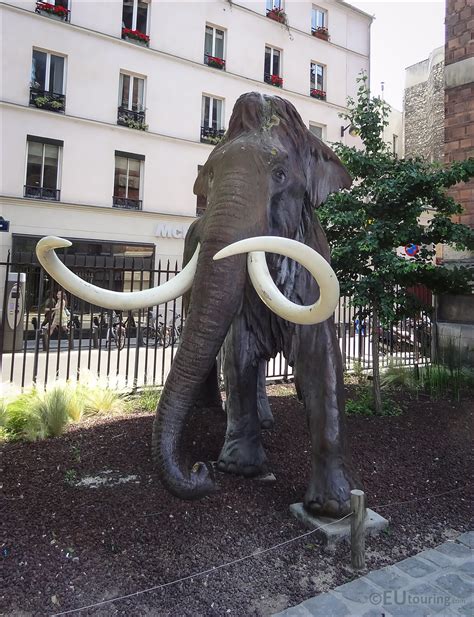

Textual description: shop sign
[155,223,191,239]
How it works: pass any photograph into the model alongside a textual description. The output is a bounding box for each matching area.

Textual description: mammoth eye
[273,168,286,183]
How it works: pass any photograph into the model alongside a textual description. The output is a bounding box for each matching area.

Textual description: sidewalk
[275,531,473,617]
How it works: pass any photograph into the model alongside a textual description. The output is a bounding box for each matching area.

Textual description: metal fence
[1,255,432,390]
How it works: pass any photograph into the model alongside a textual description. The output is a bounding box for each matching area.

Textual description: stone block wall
[404,56,445,162]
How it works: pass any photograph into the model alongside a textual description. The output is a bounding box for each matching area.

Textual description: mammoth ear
[193,164,207,198]
[306,133,352,208]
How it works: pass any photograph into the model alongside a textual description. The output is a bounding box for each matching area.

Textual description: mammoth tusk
[36,236,199,311]
[213,237,339,325]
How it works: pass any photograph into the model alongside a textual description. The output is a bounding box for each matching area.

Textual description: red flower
[310,88,326,99]
[122,27,150,43]
[270,74,283,87]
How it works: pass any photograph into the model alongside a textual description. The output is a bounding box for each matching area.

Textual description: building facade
[0,0,371,294]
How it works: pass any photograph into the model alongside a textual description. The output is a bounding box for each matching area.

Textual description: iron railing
[24,185,60,201]
[117,107,146,128]
[1,254,433,390]
[200,126,226,145]
[29,88,66,113]
[112,196,142,210]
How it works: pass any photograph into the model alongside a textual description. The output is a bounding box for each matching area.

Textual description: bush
[33,387,71,437]
[84,386,124,415]
[3,391,45,441]
[346,386,401,417]
[136,387,162,413]
[380,361,415,391]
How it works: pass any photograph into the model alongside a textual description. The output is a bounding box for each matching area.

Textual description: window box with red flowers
[264,73,283,88]
[312,26,330,41]
[204,54,226,70]
[35,1,69,21]
[266,8,287,24]
[122,27,150,46]
[310,88,326,101]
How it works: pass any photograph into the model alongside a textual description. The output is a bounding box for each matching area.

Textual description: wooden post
[350,489,366,570]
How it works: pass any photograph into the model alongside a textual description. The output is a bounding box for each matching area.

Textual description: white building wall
[0,0,372,275]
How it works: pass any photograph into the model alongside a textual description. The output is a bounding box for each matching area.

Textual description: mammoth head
[36,93,351,326]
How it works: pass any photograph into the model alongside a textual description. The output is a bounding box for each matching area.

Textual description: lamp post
[340,124,358,138]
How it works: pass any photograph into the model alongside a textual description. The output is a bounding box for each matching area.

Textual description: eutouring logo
[369,590,461,608]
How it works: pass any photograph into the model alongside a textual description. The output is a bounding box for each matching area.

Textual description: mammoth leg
[294,318,360,518]
[217,315,267,477]
[257,359,274,429]
[194,361,224,412]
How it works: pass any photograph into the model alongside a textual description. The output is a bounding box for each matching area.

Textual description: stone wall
[404,52,445,162]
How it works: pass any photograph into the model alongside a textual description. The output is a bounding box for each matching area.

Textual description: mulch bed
[1,385,472,616]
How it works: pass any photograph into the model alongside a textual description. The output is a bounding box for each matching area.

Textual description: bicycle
[141,310,172,348]
[105,312,129,350]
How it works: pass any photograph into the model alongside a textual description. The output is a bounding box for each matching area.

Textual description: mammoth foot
[257,398,274,430]
[304,456,360,519]
[217,436,267,478]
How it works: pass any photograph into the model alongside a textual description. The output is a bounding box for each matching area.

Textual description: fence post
[350,489,366,570]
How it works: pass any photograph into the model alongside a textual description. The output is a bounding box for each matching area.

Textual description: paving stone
[434,574,473,599]
[435,542,472,560]
[366,566,411,591]
[458,561,474,578]
[457,532,474,549]
[335,578,379,603]
[362,610,392,617]
[382,605,439,617]
[419,549,455,568]
[407,582,453,613]
[301,592,350,616]
[458,601,474,616]
[396,557,437,578]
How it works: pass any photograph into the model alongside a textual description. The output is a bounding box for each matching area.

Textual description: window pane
[122,0,133,29]
[317,10,325,27]
[120,74,130,108]
[132,77,144,110]
[136,1,148,32]
[56,0,68,8]
[205,26,213,57]
[43,145,59,189]
[49,55,64,94]
[215,29,224,58]
[127,159,140,199]
[26,142,43,187]
[310,125,323,139]
[266,0,273,10]
[311,8,316,30]
[213,99,223,129]
[317,64,324,90]
[202,96,210,127]
[310,63,315,88]
[273,49,280,76]
[264,47,271,75]
[114,156,128,197]
[31,50,47,90]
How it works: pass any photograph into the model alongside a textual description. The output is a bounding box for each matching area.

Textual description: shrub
[84,386,124,415]
[4,391,45,441]
[33,387,71,437]
[380,361,415,391]
[136,387,162,413]
[346,386,401,417]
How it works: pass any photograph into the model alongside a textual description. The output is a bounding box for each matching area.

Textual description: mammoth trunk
[152,236,248,500]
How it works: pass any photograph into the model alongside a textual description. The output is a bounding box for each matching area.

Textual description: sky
[350,0,445,110]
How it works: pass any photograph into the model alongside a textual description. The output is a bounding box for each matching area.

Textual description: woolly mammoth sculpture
[36,92,359,518]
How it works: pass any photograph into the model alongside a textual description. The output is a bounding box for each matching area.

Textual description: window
[113,151,144,210]
[30,49,66,112]
[201,95,225,144]
[310,62,326,99]
[264,46,282,86]
[393,134,398,154]
[312,6,327,30]
[309,123,326,141]
[118,73,147,129]
[122,0,149,43]
[24,135,62,200]
[266,0,282,10]
[204,25,226,69]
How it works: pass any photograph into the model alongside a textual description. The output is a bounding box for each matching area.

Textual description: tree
[319,73,474,414]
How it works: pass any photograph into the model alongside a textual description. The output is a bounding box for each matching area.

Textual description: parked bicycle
[104,312,129,350]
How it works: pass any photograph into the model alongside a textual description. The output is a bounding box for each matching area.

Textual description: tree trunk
[371,310,382,415]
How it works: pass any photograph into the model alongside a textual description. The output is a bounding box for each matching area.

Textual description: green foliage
[319,73,474,326]
[125,118,148,131]
[345,386,401,416]
[33,388,71,437]
[380,360,416,390]
[64,469,78,486]
[136,387,162,413]
[3,391,45,441]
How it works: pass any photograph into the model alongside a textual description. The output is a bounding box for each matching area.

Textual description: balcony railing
[204,54,226,70]
[310,88,326,101]
[117,107,147,130]
[24,185,60,201]
[113,196,142,210]
[35,1,70,21]
[29,87,66,113]
[264,73,283,88]
[200,126,225,145]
